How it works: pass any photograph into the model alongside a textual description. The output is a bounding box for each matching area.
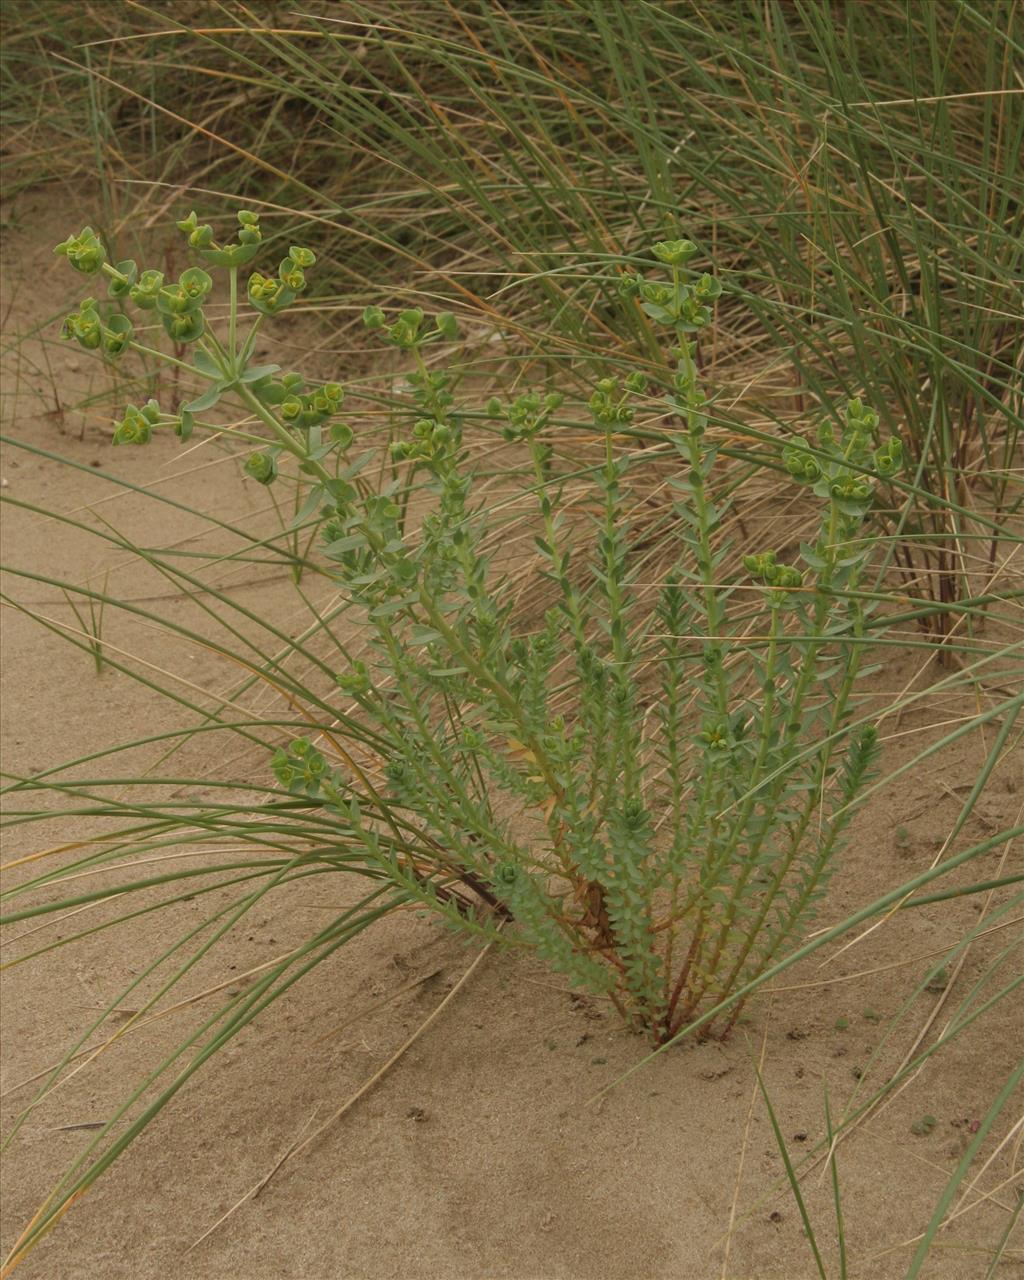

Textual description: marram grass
[4,1,1019,626]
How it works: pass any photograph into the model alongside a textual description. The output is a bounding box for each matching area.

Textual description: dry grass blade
[719,997,774,1277]
[185,935,498,1255]
[312,965,442,1044]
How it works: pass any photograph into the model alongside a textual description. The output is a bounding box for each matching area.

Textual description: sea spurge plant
[53,216,902,1044]
[294,243,897,1042]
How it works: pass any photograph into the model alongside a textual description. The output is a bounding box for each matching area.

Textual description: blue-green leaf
[238,362,281,383]
[192,349,222,379]
[183,384,222,414]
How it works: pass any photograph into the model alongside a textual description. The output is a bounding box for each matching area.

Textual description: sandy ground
[2,188,1022,1280]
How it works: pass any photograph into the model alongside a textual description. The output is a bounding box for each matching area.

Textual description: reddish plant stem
[662,924,704,1041]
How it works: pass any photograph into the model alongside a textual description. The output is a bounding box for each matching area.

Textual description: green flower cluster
[128,270,164,309]
[160,267,213,343]
[248,245,317,317]
[651,238,698,266]
[58,260,214,353]
[362,304,457,348]
[244,451,278,485]
[54,226,105,274]
[698,721,734,753]
[239,374,346,483]
[589,376,637,427]
[113,400,162,446]
[55,209,343,459]
[390,417,454,463]
[177,208,263,267]
[486,390,563,442]
[619,239,723,334]
[271,737,338,798]
[743,550,804,595]
[618,240,722,442]
[337,660,372,696]
[783,398,904,521]
[279,379,344,428]
[61,297,134,357]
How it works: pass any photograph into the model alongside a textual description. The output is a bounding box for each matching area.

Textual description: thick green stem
[717,596,868,998]
[228,267,238,368]
[238,315,264,369]
[127,341,200,378]
[414,590,564,802]
[682,504,843,1017]
[236,385,334,488]
[678,346,729,721]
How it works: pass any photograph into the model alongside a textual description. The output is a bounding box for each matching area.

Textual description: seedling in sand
[925,967,950,994]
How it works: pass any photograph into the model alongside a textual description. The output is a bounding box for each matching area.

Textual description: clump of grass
[4,3,1019,624]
